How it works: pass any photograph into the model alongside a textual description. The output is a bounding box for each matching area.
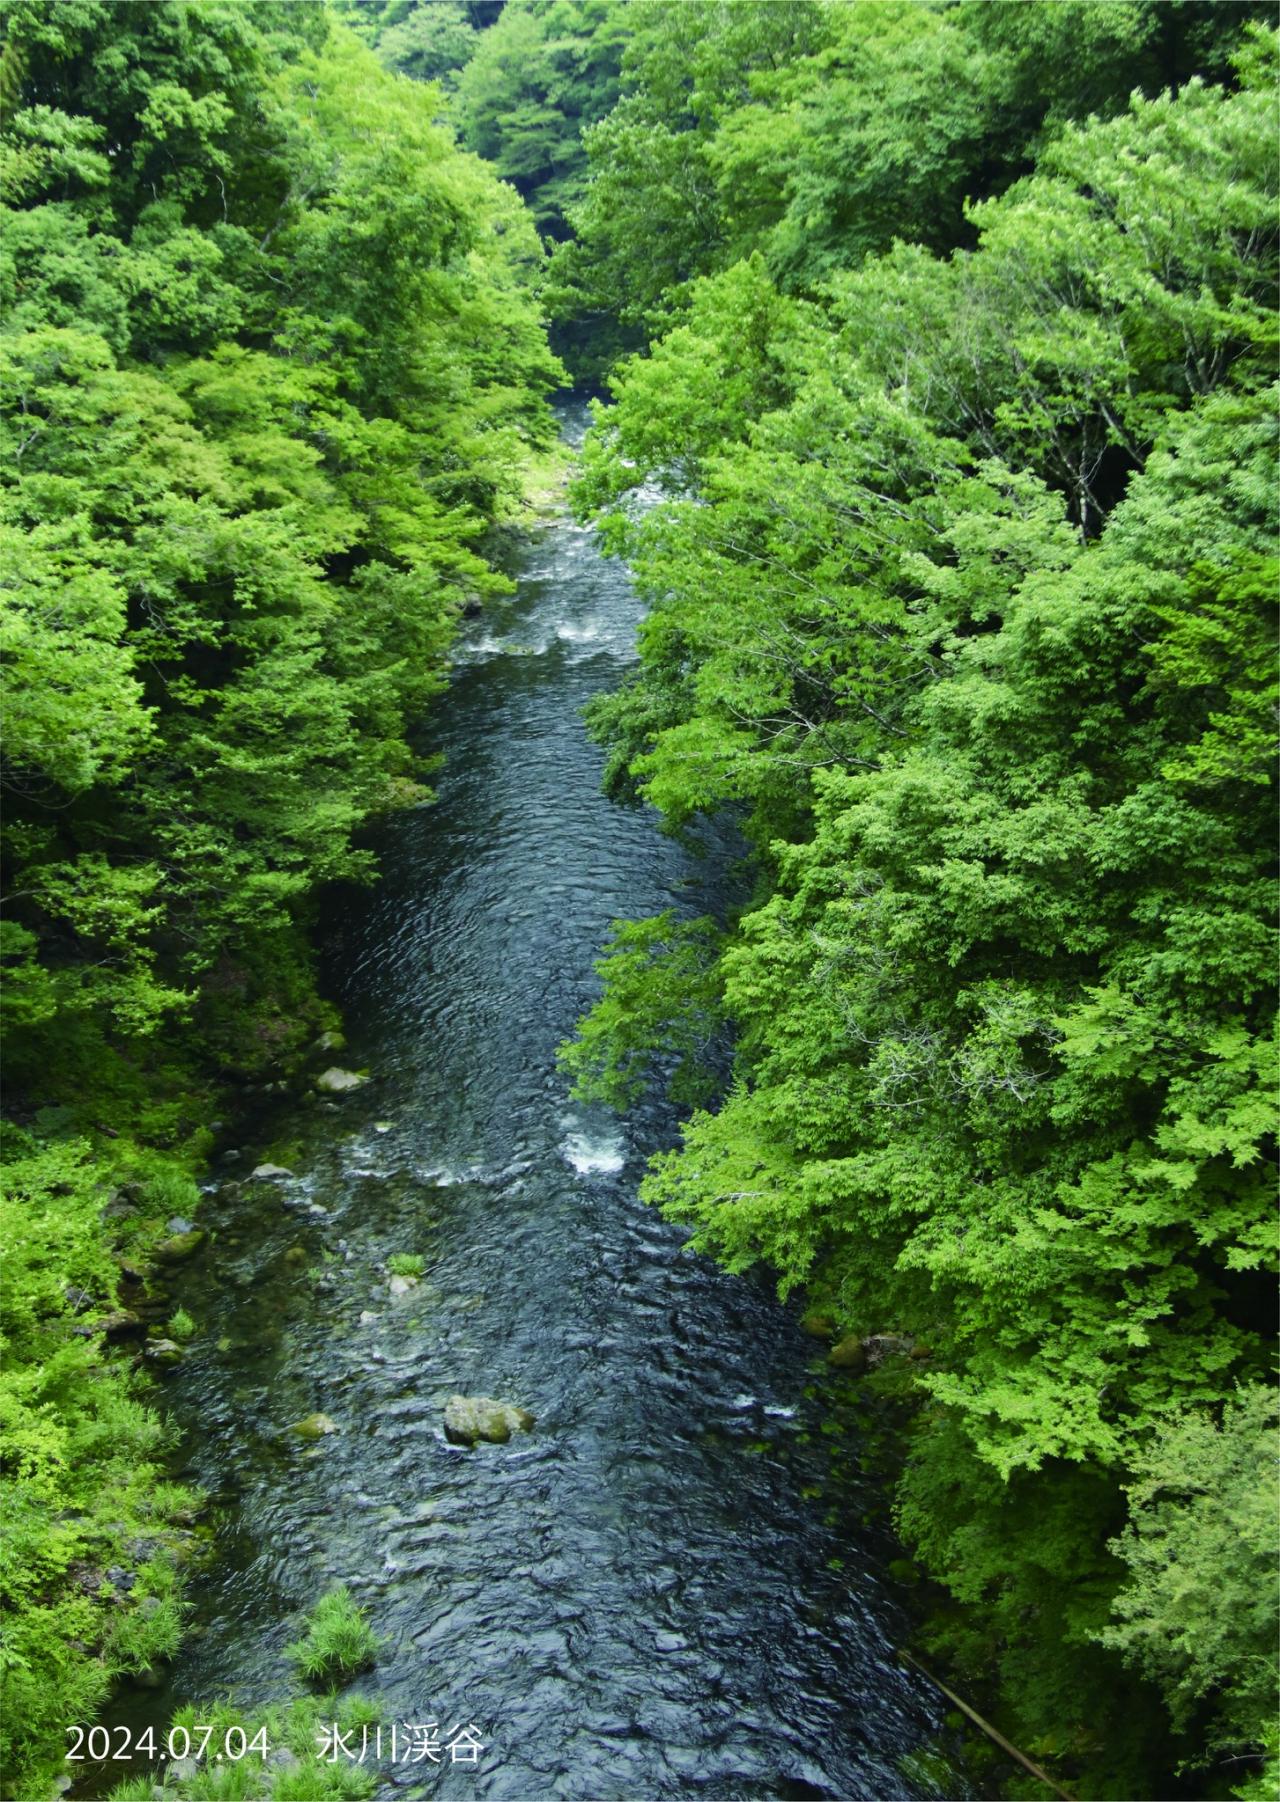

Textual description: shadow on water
[82,402,971,1802]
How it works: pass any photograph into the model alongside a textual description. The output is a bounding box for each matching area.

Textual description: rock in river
[250,1163,293,1182]
[316,1067,368,1093]
[443,1395,535,1446]
[152,1228,206,1264]
[291,1412,339,1439]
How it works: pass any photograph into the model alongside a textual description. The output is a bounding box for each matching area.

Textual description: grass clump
[169,1308,197,1341]
[386,1252,424,1278]
[285,1587,379,1686]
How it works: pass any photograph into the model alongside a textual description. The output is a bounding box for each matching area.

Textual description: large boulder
[443,1395,534,1446]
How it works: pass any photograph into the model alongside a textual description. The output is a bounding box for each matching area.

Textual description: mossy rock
[443,1395,534,1446]
[98,1308,145,1341]
[152,1229,207,1264]
[291,1412,338,1440]
[799,1309,838,1341]
[828,1335,867,1371]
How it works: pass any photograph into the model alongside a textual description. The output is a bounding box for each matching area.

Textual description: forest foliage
[3,3,1277,1800]
[0,3,560,1793]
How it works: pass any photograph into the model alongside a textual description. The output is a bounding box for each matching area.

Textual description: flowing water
[91,403,965,1802]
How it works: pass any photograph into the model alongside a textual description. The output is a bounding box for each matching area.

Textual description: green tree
[453,0,628,239]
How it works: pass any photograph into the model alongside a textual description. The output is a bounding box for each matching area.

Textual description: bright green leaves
[0,519,150,794]
[1,2,562,1103]
[548,0,1272,373]
[712,0,993,283]
[453,0,628,239]
[0,1131,201,1797]
[375,1,478,90]
[1104,1388,1280,1752]
[0,103,113,206]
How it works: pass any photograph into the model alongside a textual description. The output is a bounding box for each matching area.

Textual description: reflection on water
[90,402,965,1801]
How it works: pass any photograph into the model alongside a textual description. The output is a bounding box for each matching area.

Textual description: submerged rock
[443,1395,535,1446]
[146,1339,183,1366]
[316,1067,368,1093]
[388,1274,418,1298]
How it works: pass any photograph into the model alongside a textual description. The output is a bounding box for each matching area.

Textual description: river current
[95,402,964,1802]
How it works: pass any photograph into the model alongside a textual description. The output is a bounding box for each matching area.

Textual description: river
[91,401,964,1802]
